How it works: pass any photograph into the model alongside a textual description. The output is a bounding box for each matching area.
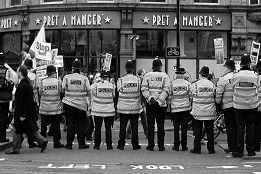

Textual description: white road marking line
[253,172,261,174]
[243,165,253,168]
[243,162,261,164]
[207,166,239,169]
[0,159,5,161]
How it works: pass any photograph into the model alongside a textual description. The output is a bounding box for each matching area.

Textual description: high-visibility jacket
[62,73,91,111]
[258,74,261,111]
[191,78,216,120]
[117,74,142,114]
[232,70,259,110]
[216,72,234,109]
[91,80,115,117]
[28,70,39,105]
[170,78,191,113]
[39,77,63,115]
[141,71,170,107]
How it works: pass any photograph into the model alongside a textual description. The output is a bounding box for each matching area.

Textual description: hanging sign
[214,38,224,64]
[250,41,260,64]
[102,53,112,72]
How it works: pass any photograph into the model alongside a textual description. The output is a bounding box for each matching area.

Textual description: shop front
[133,11,231,81]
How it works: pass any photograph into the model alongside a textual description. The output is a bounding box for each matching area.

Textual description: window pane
[11,0,21,6]
[140,0,165,2]
[45,30,60,50]
[184,31,196,58]
[2,32,21,53]
[87,0,114,2]
[250,0,258,4]
[198,31,227,58]
[136,30,165,58]
[194,0,218,3]
[43,0,63,2]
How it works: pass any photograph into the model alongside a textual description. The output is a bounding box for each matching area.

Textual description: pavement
[1,118,261,160]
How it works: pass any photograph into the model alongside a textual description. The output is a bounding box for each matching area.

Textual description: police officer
[39,65,64,148]
[91,72,115,150]
[231,55,259,157]
[254,60,261,152]
[190,66,216,154]
[170,67,191,151]
[117,60,142,150]
[0,52,14,143]
[216,60,237,153]
[141,58,170,151]
[62,59,91,149]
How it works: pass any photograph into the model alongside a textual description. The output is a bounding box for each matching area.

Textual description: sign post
[250,41,260,64]
[166,47,180,58]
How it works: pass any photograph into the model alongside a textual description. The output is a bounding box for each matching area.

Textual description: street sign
[166,47,180,58]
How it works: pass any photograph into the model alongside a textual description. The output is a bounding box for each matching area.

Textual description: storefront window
[46,30,60,50]
[88,30,118,74]
[136,30,165,58]
[250,0,259,5]
[194,0,219,3]
[1,32,21,54]
[87,0,114,2]
[10,0,21,6]
[198,31,227,58]
[41,0,63,3]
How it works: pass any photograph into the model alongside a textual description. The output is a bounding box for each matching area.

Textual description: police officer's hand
[216,103,222,114]
[20,117,25,121]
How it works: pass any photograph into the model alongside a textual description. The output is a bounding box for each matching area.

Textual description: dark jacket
[14,77,38,134]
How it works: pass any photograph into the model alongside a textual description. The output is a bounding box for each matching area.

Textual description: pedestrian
[141,58,170,151]
[0,52,14,143]
[254,60,261,152]
[23,58,40,148]
[91,72,115,150]
[126,68,148,139]
[231,55,259,157]
[190,66,216,154]
[62,59,91,149]
[5,65,48,154]
[216,59,237,153]
[39,65,64,148]
[170,67,191,151]
[117,60,142,150]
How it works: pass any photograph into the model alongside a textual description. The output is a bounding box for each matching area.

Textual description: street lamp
[98,31,103,71]
[130,35,140,73]
[176,0,180,68]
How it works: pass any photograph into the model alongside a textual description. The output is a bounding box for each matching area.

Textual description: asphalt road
[0,122,261,174]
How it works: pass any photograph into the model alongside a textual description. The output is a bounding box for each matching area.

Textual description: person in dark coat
[5,65,48,154]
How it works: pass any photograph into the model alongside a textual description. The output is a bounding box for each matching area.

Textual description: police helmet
[152,57,163,70]
[46,65,56,75]
[72,59,81,69]
[0,52,6,64]
[240,54,251,66]
[199,66,209,76]
[125,60,134,70]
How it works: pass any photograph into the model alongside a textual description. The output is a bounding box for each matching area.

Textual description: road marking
[243,165,253,168]
[243,162,261,164]
[0,159,5,161]
[207,166,238,169]
[253,172,261,174]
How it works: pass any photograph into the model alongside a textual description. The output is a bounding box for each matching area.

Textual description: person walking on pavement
[91,72,116,150]
[0,52,14,143]
[231,55,259,157]
[62,59,91,150]
[23,58,41,148]
[117,60,143,150]
[39,65,64,149]
[216,59,237,153]
[190,66,216,154]
[254,60,261,152]
[126,68,148,139]
[141,58,170,151]
[5,65,48,154]
[170,67,191,152]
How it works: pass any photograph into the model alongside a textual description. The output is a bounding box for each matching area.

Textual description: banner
[54,55,63,67]
[102,53,112,72]
[34,41,52,61]
[250,41,260,64]
[214,38,224,64]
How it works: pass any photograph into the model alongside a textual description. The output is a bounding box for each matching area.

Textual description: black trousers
[235,109,256,153]
[40,114,62,145]
[193,119,214,152]
[171,111,189,147]
[64,104,86,146]
[118,113,139,147]
[94,116,114,147]
[223,108,237,152]
[254,111,261,151]
[85,116,94,139]
[0,102,9,141]
[146,104,165,149]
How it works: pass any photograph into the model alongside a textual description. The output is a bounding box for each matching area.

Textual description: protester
[91,72,115,150]
[5,65,48,154]
[230,55,259,157]
[141,58,170,151]
[170,67,191,151]
[216,59,237,153]
[62,59,91,149]
[190,66,216,154]
[0,52,14,143]
[39,65,64,148]
[117,60,142,150]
